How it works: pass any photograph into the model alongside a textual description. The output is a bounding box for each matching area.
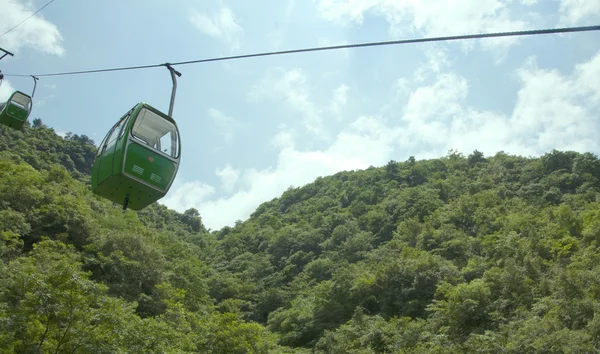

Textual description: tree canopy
[1,120,600,353]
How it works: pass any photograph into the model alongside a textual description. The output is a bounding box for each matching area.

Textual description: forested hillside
[1,119,600,353]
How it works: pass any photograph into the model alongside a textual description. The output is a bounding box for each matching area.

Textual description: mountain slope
[0,121,283,353]
[210,149,600,352]
[1,120,600,353]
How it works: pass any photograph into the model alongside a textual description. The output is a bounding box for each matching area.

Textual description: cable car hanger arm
[163,63,181,118]
[31,75,39,98]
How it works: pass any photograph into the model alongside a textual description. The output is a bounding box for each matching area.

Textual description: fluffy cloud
[248,67,354,139]
[162,115,399,230]
[314,0,529,53]
[413,45,451,83]
[509,52,600,153]
[314,0,548,63]
[313,0,598,59]
[208,107,244,143]
[163,181,216,212]
[0,0,64,56]
[0,79,16,101]
[557,0,600,26]
[328,84,349,120]
[216,163,241,193]
[162,48,600,231]
[0,0,63,103]
[248,67,329,138]
[270,125,296,149]
[396,49,600,158]
[397,71,521,157]
[189,5,244,50]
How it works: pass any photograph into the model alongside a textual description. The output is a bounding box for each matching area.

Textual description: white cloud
[574,51,600,104]
[509,52,600,153]
[0,79,16,101]
[248,67,329,139]
[395,78,411,95]
[215,163,240,193]
[162,116,399,229]
[403,73,468,125]
[0,0,64,56]
[397,71,519,157]
[557,0,600,26]
[413,45,451,83]
[189,5,244,50]
[271,124,296,150]
[395,49,600,158]
[164,180,216,211]
[248,69,353,138]
[328,84,349,120]
[314,0,530,55]
[162,48,600,231]
[208,107,243,143]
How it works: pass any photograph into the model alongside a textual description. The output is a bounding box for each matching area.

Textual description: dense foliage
[1,119,600,353]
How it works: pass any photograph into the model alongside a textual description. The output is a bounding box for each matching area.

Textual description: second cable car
[91,64,182,210]
[0,75,38,130]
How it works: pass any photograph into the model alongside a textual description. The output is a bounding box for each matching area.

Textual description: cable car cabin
[91,102,181,210]
[0,91,33,130]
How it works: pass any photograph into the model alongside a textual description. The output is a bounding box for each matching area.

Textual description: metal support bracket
[0,47,14,61]
[31,75,39,98]
[163,63,182,118]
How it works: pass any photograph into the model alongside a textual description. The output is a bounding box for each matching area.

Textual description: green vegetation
[1,119,600,353]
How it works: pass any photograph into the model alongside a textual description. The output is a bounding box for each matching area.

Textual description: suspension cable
[3,24,599,78]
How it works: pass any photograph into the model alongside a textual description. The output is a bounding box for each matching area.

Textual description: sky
[0,0,599,231]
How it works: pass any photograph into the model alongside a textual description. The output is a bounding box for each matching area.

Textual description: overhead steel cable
[4,24,600,78]
[0,0,58,38]
[5,63,166,77]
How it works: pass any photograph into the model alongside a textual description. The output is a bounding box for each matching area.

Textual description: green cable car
[0,75,38,130]
[91,64,182,211]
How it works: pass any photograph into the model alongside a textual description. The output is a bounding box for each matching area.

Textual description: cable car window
[104,125,121,152]
[159,131,174,156]
[9,101,25,109]
[131,107,179,158]
[118,111,133,139]
[96,132,110,157]
[10,92,31,110]
[97,114,128,156]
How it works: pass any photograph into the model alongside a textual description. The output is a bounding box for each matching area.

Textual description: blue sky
[1,0,599,230]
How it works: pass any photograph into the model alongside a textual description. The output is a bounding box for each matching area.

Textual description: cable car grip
[0,47,14,61]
